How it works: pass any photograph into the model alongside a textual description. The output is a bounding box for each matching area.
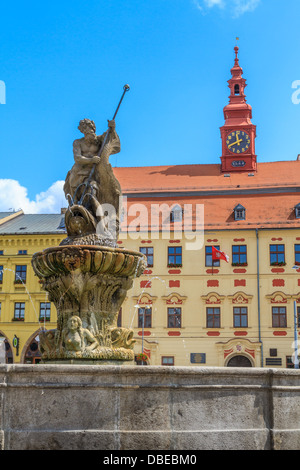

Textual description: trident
[73,84,130,206]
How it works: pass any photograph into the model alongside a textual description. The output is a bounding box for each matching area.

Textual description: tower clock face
[226,130,250,154]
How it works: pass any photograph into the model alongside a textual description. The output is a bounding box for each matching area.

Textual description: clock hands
[228,137,243,149]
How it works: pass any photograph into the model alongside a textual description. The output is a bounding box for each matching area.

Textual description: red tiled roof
[120,193,300,231]
[114,161,300,231]
[114,161,300,194]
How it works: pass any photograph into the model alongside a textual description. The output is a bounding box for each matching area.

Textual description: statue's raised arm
[62,86,129,247]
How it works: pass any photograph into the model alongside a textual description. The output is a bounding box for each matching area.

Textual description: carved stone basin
[31,245,147,364]
[32,245,146,279]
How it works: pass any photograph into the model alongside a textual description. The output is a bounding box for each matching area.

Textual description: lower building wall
[1,364,300,450]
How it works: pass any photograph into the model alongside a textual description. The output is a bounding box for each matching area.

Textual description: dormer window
[295,204,300,219]
[234,84,240,95]
[170,205,183,223]
[234,204,246,221]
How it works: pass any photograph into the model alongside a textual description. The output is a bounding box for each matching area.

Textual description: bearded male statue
[62,118,122,245]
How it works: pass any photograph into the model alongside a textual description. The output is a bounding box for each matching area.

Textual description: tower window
[234,84,240,95]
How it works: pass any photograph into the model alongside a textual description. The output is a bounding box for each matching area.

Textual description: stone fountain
[31,110,146,364]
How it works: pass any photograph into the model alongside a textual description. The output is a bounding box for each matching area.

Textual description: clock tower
[220,46,257,172]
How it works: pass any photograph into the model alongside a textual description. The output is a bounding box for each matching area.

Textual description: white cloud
[0,179,66,214]
[194,0,260,17]
[233,0,260,17]
[205,0,224,7]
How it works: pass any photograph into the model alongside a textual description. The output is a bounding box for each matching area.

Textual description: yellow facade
[121,228,300,368]
[0,232,63,363]
[1,219,299,368]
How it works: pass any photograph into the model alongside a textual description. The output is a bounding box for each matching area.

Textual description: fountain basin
[31,245,146,364]
[32,245,146,279]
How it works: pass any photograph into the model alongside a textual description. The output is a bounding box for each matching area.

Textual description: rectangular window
[139,247,154,267]
[39,302,51,322]
[0,250,3,255]
[168,246,182,267]
[167,307,181,328]
[161,356,174,366]
[206,307,220,328]
[232,245,247,265]
[205,245,220,267]
[138,307,152,328]
[233,307,248,327]
[0,266,3,284]
[272,306,287,328]
[270,244,285,265]
[234,208,245,220]
[15,265,27,283]
[295,245,300,266]
[18,250,27,255]
[14,302,25,321]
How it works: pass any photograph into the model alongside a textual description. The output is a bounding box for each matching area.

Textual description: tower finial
[234,45,239,65]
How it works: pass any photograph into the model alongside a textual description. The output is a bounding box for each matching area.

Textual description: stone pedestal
[1,364,300,450]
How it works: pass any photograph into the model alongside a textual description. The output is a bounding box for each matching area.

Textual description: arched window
[234,84,240,95]
[24,334,42,364]
[0,336,13,363]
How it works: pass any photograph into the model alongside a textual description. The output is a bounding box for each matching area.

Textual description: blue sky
[1,0,300,212]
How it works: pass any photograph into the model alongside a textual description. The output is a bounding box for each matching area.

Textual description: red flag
[212,246,229,263]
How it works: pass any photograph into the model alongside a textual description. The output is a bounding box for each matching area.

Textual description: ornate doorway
[23,333,42,364]
[227,355,252,367]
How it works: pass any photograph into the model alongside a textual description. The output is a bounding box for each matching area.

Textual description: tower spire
[219,46,257,173]
[234,45,239,65]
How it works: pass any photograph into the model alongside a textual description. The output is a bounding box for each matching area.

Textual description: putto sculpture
[32,85,147,364]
